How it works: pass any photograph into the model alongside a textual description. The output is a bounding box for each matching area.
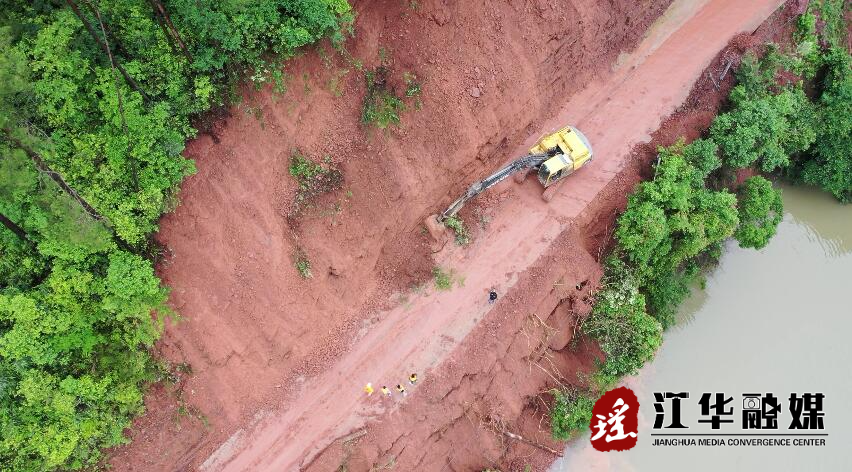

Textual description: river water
[550,184,852,471]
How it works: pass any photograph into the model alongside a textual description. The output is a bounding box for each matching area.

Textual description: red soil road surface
[203,0,783,470]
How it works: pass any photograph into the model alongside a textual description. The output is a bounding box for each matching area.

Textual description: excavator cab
[531,126,593,188]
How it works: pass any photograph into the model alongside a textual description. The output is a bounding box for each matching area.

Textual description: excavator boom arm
[439,151,553,221]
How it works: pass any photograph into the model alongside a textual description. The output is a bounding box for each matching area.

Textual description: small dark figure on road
[381,386,391,396]
[396,384,407,396]
[488,290,498,304]
[409,373,418,385]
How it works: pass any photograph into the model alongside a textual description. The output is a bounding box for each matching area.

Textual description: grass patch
[404,71,423,109]
[432,266,453,290]
[334,43,364,72]
[443,216,471,245]
[174,396,210,431]
[293,247,312,279]
[271,69,291,94]
[361,49,423,129]
[329,69,350,97]
[302,72,313,95]
[361,66,406,129]
[289,151,344,216]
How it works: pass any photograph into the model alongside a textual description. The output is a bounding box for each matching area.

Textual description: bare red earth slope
[113,0,674,470]
[202,0,783,471]
[111,0,785,470]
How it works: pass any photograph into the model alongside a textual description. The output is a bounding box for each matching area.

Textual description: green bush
[361,66,406,129]
[289,151,343,214]
[443,216,470,245]
[404,72,422,97]
[681,138,721,177]
[642,261,701,330]
[734,176,783,249]
[794,47,852,202]
[809,0,847,49]
[583,258,663,381]
[550,390,594,440]
[293,247,312,279]
[432,266,452,290]
[617,141,738,273]
[710,77,817,173]
[713,4,851,202]
[360,59,423,129]
[790,12,822,79]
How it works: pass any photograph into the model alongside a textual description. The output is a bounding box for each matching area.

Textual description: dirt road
[202,0,783,470]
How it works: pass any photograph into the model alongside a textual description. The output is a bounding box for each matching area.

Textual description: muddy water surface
[551,184,852,471]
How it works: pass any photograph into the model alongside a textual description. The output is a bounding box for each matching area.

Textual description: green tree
[711,82,817,173]
[796,47,852,202]
[583,258,662,384]
[617,142,738,273]
[0,252,168,470]
[713,8,850,203]
[734,176,783,249]
[0,2,353,469]
[681,138,721,178]
[615,142,738,325]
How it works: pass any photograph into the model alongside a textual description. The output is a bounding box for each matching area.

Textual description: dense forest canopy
[0,1,351,469]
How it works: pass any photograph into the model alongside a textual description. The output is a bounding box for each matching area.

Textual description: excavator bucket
[424,214,449,244]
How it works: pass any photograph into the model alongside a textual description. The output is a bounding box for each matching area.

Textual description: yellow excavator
[435,125,594,223]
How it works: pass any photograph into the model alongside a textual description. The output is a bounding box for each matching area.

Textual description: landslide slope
[112,0,673,470]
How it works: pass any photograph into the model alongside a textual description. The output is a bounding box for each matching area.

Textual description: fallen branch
[533,360,565,390]
[341,428,367,444]
[708,70,720,90]
[719,58,734,81]
[572,308,585,339]
[500,429,563,457]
